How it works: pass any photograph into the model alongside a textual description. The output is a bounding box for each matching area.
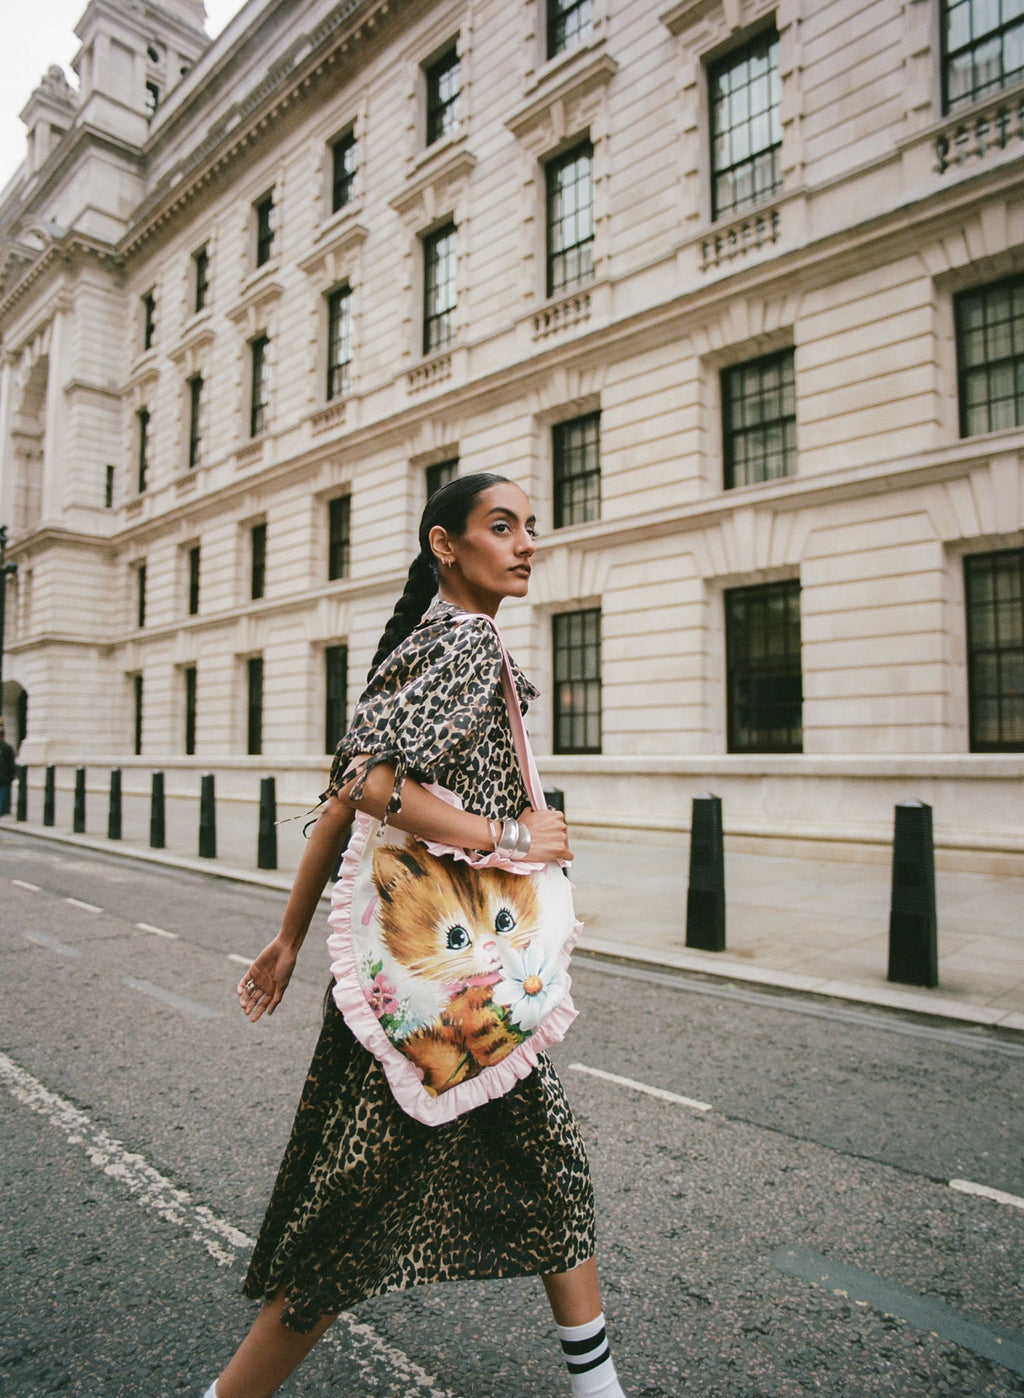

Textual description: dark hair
[366,472,511,678]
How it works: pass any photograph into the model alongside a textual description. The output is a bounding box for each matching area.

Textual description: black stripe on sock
[566,1345,611,1375]
[560,1326,607,1357]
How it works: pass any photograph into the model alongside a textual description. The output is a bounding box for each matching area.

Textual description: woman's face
[431,482,537,616]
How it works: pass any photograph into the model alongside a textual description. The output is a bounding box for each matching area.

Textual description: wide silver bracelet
[496,818,520,853]
[513,822,532,858]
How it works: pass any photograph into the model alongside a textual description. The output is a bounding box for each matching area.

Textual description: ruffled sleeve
[325,613,508,814]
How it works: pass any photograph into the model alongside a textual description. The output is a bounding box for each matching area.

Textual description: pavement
[3,813,1023,1034]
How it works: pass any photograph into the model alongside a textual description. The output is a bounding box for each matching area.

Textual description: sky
[0,0,244,192]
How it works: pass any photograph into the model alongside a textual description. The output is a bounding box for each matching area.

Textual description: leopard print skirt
[243,998,596,1332]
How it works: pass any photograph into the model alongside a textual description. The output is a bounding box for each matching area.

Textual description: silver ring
[245,979,257,994]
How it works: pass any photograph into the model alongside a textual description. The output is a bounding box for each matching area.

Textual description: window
[423,223,458,354]
[137,407,150,493]
[331,129,357,212]
[250,334,270,437]
[426,458,458,498]
[193,245,209,313]
[709,29,781,220]
[255,193,275,267]
[187,375,203,468]
[965,548,1024,751]
[722,348,796,488]
[553,609,602,754]
[426,46,460,145]
[943,0,1024,112]
[325,644,349,753]
[247,656,263,755]
[326,287,352,400]
[145,82,160,117]
[187,544,200,616]
[553,411,601,527]
[546,142,594,297]
[251,522,267,600]
[132,674,143,756]
[725,579,802,753]
[548,0,593,59]
[184,665,197,755]
[955,275,1024,436]
[136,563,147,629]
[105,464,115,509]
[142,291,156,351]
[328,494,351,581]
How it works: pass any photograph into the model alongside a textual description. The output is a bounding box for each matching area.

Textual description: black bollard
[686,793,726,952]
[43,765,55,827]
[198,772,216,859]
[257,776,277,870]
[73,767,86,834]
[888,800,938,988]
[543,787,565,813]
[108,769,122,841]
[16,765,27,821]
[150,771,165,849]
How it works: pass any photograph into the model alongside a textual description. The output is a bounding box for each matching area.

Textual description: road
[1,830,1022,1398]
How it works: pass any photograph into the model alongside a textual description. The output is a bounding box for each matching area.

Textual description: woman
[202,474,626,1398]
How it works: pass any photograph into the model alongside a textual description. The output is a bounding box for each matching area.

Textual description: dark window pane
[423,223,457,354]
[326,288,352,400]
[553,412,601,527]
[548,0,593,57]
[247,656,263,756]
[255,195,275,266]
[553,608,602,753]
[187,545,200,616]
[136,564,147,629]
[328,494,351,581]
[426,459,458,499]
[325,644,349,754]
[726,580,803,753]
[137,407,149,493]
[142,291,156,351]
[188,375,203,469]
[955,275,1024,436]
[250,335,270,437]
[723,349,797,487]
[709,30,782,219]
[193,246,209,313]
[331,130,357,212]
[426,47,460,144]
[133,674,143,756]
[184,665,197,755]
[965,548,1024,750]
[943,0,1024,110]
[546,142,594,297]
[251,522,267,601]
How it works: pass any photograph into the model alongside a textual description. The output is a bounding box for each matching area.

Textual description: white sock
[201,1385,218,1398]
[556,1312,626,1396]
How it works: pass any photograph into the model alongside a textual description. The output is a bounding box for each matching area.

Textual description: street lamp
[0,525,17,697]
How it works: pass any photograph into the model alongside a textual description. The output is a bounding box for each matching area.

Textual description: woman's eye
[495,909,515,934]
[446,925,471,950]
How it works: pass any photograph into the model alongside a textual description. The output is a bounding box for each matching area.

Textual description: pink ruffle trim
[325,811,582,1128]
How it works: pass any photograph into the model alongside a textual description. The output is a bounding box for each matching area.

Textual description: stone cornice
[0,230,119,326]
[505,51,618,142]
[119,0,404,260]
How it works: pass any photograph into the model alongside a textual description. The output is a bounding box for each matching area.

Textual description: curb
[5,820,1023,1036]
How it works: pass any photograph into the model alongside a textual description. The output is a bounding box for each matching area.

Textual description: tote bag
[326,616,581,1127]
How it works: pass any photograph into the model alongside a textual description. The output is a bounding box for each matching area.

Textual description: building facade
[0,0,1022,870]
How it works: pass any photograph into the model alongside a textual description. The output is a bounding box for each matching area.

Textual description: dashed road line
[121,976,219,1021]
[65,896,103,913]
[12,878,41,892]
[20,929,82,957]
[227,953,252,967]
[772,1245,1024,1379]
[136,922,179,940]
[950,1178,1024,1212]
[0,1050,458,1397]
[568,1062,713,1112]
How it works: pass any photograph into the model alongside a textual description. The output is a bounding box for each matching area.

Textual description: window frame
[250,333,270,438]
[545,140,595,298]
[193,245,209,314]
[422,222,458,355]
[325,643,349,754]
[328,494,352,582]
[955,273,1024,438]
[183,664,197,755]
[187,374,203,469]
[247,655,264,756]
[136,406,150,493]
[425,458,458,499]
[187,544,200,617]
[552,608,603,755]
[547,0,594,61]
[254,193,276,268]
[250,521,267,601]
[132,673,143,756]
[330,128,358,213]
[721,347,797,490]
[964,547,1024,752]
[136,563,147,629]
[552,411,601,528]
[425,44,461,146]
[942,0,1024,113]
[142,290,156,351]
[708,27,782,222]
[725,578,803,754]
[326,286,353,401]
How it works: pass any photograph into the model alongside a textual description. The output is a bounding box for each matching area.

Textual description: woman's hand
[237,936,299,1023]
[519,806,573,862]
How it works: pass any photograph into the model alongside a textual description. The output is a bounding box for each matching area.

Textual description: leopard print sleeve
[325,610,506,813]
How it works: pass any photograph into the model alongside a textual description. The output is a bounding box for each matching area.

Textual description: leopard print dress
[243,599,596,1332]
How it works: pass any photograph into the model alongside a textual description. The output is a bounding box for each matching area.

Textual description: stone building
[0,0,1022,871]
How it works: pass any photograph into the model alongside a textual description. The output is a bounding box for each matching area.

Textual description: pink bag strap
[464,613,548,812]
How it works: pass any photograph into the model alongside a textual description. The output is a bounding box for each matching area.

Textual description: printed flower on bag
[364,969,400,1019]
[492,942,566,1033]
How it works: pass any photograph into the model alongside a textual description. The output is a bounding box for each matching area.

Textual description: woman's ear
[428,523,455,569]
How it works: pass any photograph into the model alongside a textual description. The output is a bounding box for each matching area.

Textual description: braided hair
[366,472,511,678]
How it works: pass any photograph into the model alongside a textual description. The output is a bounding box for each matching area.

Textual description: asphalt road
[1,830,1022,1398]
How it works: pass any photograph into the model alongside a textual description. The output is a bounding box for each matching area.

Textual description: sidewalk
[4,816,1023,1033]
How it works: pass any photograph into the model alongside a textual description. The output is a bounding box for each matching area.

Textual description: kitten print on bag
[364,843,558,1093]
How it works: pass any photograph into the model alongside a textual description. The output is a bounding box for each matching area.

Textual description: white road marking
[65,896,103,913]
[0,1050,458,1397]
[21,929,82,957]
[568,1062,713,1112]
[950,1178,1024,1212]
[135,922,179,940]
[121,976,219,1021]
[12,879,41,892]
[227,953,252,967]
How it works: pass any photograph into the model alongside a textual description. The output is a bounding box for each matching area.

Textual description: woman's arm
[238,793,353,1022]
